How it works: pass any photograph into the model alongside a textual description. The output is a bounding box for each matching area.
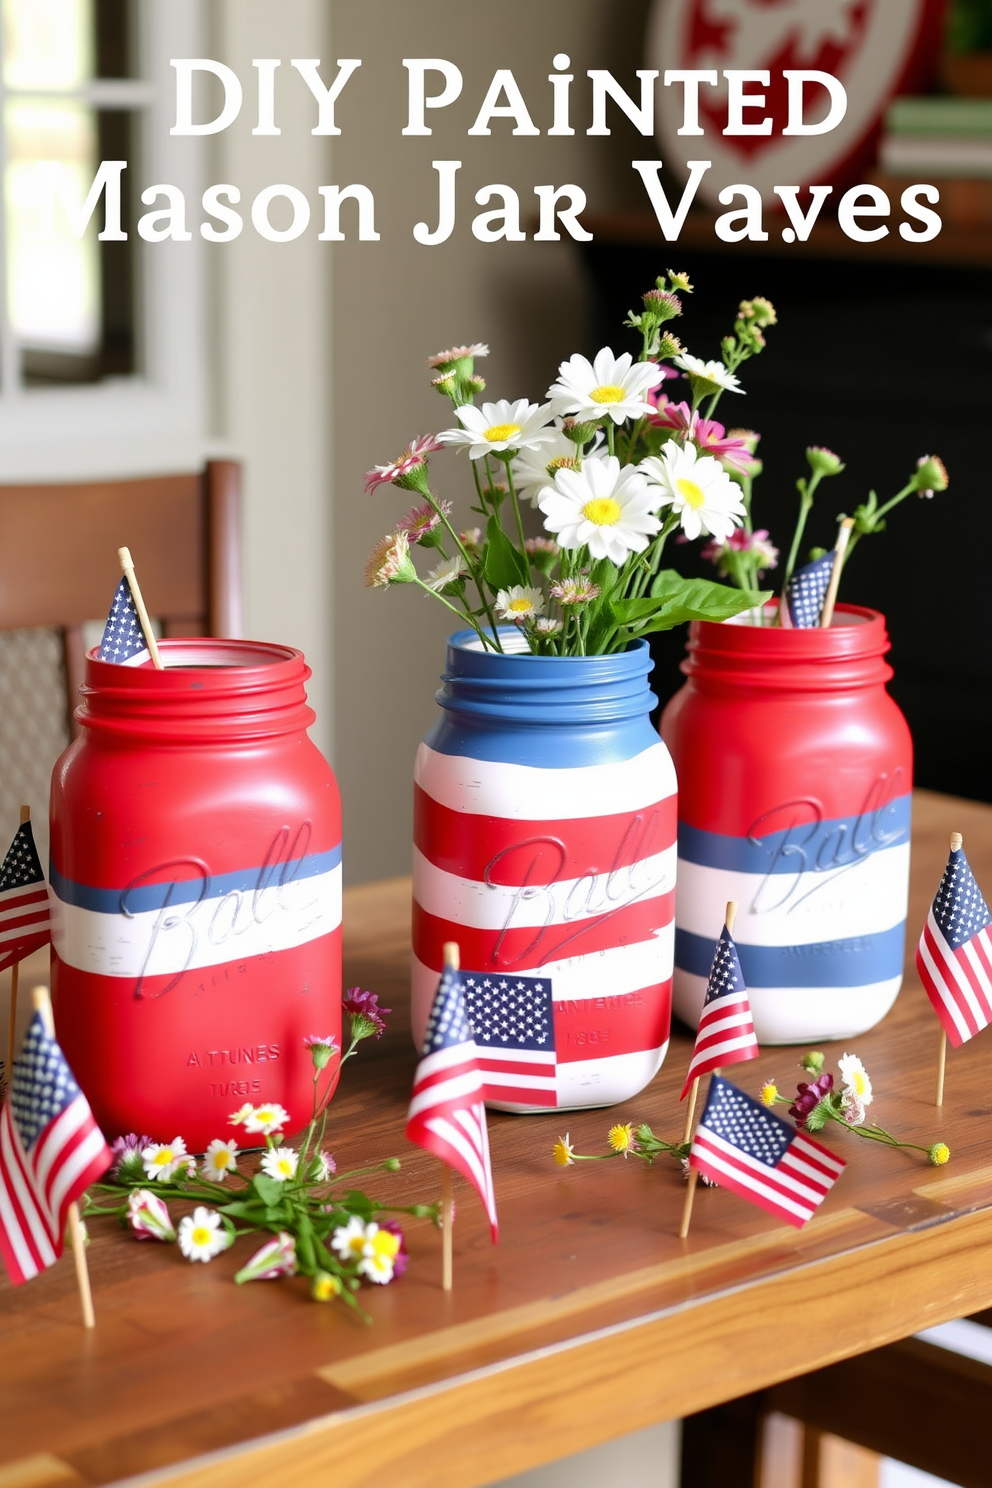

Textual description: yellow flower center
[371,1230,401,1259]
[607,1123,633,1153]
[582,497,621,526]
[760,1083,779,1108]
[255,1109,274,1124]
[590,383,625,404]
[211,1152,230,1171]
[547,455,578,474]
[850,1070,868,1097]
[276,1157,294,1177]
[553,1141,573,1166]
[347,1234,366,1256]
[676,477,706,509]
[507,597,532,613]
[191,1226,211,1247]
[152,1150,173,1168]
[484,422,521,443]
[313,1273,341,1299]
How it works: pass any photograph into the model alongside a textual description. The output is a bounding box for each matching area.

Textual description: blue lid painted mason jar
[413,629,678,1112]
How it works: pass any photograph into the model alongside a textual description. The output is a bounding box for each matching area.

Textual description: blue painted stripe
[677,793,911,875]
[50,842,342,915]
[424,717,664,768]
[675,923,906,989]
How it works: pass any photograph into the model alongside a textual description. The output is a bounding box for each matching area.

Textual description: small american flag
[99,577,150,665]
[0,822,51,975]
[690,1075,846,1229]
[681,924,758,1099]
[786,552,835,628]
[916,844,992,1048]
[461,972,557,1107]
[0,1011,112,1284]
[406,966,498,1241]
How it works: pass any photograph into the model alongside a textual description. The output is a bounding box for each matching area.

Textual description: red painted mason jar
[661,606,912,1044]
[49,639,342,1150]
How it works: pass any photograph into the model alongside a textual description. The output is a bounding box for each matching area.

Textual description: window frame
[0,0,209,478]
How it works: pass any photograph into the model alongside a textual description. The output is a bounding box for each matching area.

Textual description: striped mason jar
[661,606,913,1045]
[412,628,677,1112]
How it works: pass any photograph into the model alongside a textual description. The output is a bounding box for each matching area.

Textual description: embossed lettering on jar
[49,640,342,1150]
[412,629,677,1111]
[661,606,912,1045]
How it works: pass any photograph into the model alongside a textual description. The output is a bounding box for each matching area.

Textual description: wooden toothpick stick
[680,901,738,1235]
[32,986,95,1329]
[440,939,460,1292]
[118,547,163,670]
[819,517,855,629]
[934,832,963,1107]
[6,805,30,1079]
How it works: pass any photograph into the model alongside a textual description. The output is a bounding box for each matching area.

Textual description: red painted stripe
[0,1112,51,1281]
[413,889,674,975]
[50,931,342,1149]
[483,1083,558,1108]
[693,1132,826,1217]
[553,977,671,1063]
[956,939,992,1024]
[691,1143,810,1229]
[0,885,49,911]
[475,1055,556,1080]
[0,911,50,944]
[788,1138,846,1181]
[414,784,676,887]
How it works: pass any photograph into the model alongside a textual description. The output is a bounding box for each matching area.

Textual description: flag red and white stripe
[0,1012,112,1285]
[406,968,498,1241]
[681,925,758,1099]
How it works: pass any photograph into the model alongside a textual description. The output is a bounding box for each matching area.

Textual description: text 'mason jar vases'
[412,628,677,1112]
[661,605,913,1045]
[49,640,342,1152]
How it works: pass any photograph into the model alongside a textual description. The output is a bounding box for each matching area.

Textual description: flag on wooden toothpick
[0,1009,112,1285]
[99,576,151,665]
[0,821,51,975]
[688,1076,845,1230]
[916,840,992,1048]
[785,551,834,628]
[406,963,498,1242]
[681,921,758,1100]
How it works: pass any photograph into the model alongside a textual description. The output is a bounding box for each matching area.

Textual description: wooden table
[2,790,991,1488]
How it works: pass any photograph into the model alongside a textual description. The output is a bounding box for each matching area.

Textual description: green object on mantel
[947,0,992,54]
[886,95,992,133]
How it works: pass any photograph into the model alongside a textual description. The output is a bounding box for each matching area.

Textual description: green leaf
[613,572,769,635]
[216,1200,266,1222]
[483,515,528,590]
[251,1173,285,1208]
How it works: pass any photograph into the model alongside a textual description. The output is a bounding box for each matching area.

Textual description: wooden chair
[0,460,242,737]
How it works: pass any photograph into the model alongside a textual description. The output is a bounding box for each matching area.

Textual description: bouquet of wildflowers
[364,272,947,647]
[84,991,439,1312]
[363,271,768,655]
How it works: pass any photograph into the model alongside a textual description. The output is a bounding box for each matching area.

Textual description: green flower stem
[606,422,616,458]
[501,455,529,559]
[777,469,824,618]
[448,468,502,640]
[826,1111,936,1158]
[413,577,494,649]
[842,478,915,571]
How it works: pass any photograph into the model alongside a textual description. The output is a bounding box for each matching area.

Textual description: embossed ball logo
[647,0,945,207]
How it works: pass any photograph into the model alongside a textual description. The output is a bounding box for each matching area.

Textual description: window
[0,0,208,476]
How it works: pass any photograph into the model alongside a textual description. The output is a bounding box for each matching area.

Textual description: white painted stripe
[673,969,903,1046]
[47,1126,108,1227]
[415,741,676,819]
[553,1045,668,1111]
[688,1031,757,1066]
[413,844,676,932]
[696,1008,753,1039]
[480,1069,556,1093]
[412,938,674,1051]
[51,864,342,978]
[676,843,911,947]
[425,1112,488,1194]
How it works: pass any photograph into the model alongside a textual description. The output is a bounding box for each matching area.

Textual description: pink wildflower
[397,498,451,543]
[364,435,442,495]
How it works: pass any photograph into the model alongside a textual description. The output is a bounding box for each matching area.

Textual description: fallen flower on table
[761,1051,950,1165]
[552,1121,689,1171]
[85,989,441,1313]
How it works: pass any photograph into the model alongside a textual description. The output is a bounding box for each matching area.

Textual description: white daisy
[511,423,601,507]
[673,352,744,395]
[495,585,544,622]
[546,348,663,425]
[202,1138,239,1182]
[229,1103,255,1126]
[838,1053,873,1108]
[242,1102,290,1135]
[332,1214,372,1263]
[422,554,467,592]
[641,443,746,543]
[141,1137,188,1182]
[358,1224,402,1285]
[177,1206,230,1263]
[438,398,556,460]
[260,1147,299,1183]
[538,454,662,564]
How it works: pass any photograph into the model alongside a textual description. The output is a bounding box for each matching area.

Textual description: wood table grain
[2,789,991,1488]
